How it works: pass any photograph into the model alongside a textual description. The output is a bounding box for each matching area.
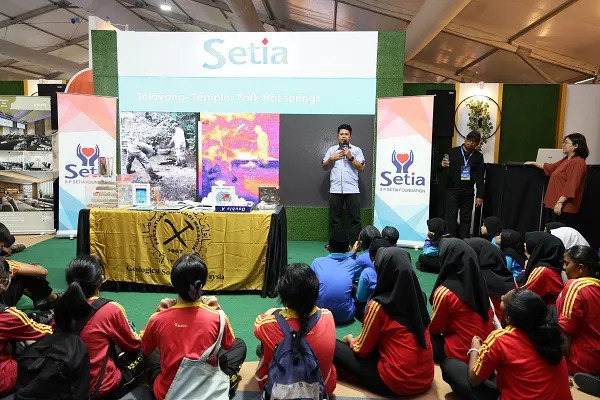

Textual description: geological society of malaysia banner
[374,96,433,247]
[116,31,378,115]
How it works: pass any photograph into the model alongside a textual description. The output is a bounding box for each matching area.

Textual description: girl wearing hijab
[417,218,449,273]
[556,245,600,393]
[480,216,503,242]
[518,232,565,306]
[465,238,515,321]
[496,229,526,278]
[334,247,434,397]
[545,222,566,232]
[429,238,495,363]
[441,289,572,400]
[549,226,589,250]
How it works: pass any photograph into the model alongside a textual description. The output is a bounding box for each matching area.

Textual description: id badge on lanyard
[461,147,472,181]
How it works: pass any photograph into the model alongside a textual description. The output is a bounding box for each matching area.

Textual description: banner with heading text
[374,96,433,247]
[117,32,378,114]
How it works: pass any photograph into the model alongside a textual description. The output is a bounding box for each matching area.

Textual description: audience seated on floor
[480,216,503,243]
[496,229,525,278]
[550,226,590,250]
[442,288,573,400]
[417,218,449,273]
[142,254,246,400]
[349,225,380,281]
[353,237,392,322]
[254,263,337,398]
[310,227,356,325]
[557,245,600,397]
[334,247,434,397]
[381,225,399,246]
[429,238,496,364]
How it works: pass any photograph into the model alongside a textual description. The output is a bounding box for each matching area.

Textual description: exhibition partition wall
[92,30,406,241]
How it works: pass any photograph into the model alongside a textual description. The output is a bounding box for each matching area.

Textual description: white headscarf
[550,227,589,250]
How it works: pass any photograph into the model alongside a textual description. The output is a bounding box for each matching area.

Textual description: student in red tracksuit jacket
[429,238,495,363]
[334,247,434,397]
[518,232,565,306]
[0,257,52,396]
[53,255,143,399]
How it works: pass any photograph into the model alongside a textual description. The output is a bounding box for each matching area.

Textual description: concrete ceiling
[0,0,598,84]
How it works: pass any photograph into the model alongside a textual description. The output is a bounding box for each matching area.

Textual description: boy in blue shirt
[353,237,392,321]
[382,226,399,246]
[310,228,356,325]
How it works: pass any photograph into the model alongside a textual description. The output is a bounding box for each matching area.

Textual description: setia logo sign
[380,149,426,193]
[203,37,287,69]
[64,144,100,179]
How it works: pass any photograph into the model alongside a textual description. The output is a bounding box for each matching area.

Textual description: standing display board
[374,96,434,247]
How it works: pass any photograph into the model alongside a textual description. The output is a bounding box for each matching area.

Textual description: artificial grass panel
[0,81,24,95]
[286,207,374,241]
[404,83,455,96]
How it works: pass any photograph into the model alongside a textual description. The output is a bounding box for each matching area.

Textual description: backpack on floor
[15,298,111,400]
[263,310,326,400]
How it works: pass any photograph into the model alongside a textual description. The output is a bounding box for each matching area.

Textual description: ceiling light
[160,1,172,11]
[574,77,594,84]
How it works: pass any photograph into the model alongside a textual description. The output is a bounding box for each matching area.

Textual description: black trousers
[329,193,361,242]
[440,358,499,400]
[445,188,475,239]
[0,276,53,307]
[417,255,441,274]
[333,340,395,397]
[430,333,447,364]
[544,207,579,228]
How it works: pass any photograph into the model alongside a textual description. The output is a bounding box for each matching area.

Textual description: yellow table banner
[89,209,271,291]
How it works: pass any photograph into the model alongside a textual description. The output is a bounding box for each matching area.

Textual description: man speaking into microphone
[322,124,365,241]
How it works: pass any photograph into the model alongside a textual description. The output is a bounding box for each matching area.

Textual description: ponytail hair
[276,263,319,350]
[171,254,208,302]
[566,245,600,279]
[54,255,104,332]
[505,289,563,365]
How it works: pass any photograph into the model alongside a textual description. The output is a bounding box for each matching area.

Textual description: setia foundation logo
[380,149,426,193]
[202,37,287,69]
[64,144,100,180]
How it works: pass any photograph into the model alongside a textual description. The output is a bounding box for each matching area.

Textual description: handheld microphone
[443,153,449,162]
[341,140,348,159]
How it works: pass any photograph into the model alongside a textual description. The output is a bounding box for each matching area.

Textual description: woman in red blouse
[525,133,589,227]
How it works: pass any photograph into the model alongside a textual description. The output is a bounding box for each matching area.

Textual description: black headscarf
[427,218,448,246]
[372,247,430,349]
[518,232,565,286]
[482,216,504,241]
[500,229,526,267]
[429,238,490,321]
[465,238,515,298]
[545,222,566,231]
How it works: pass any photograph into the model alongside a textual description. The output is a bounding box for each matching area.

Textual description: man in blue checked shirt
[322,124,366,242]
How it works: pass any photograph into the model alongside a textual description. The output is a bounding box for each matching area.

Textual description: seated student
[518,232,565,306]
[1,259,58,310]
[354,237,392,321]
[381,225,399,246]
[545,221,566,232]
[350,225,380,280]
[0,257,52,397]
[53,255,144,399]
[557,245,600,397]
[465,238,515,321]
[310,228,356,324]
[334,247,434,397]
[254,263,337,397]
[0,222,26,256]
[417,218,449,273]
[142,254,246,400]
[549,226,589,250]
[495,229,526,278]
[441,288,572,400]
[429,238,495,363]
[480,216,503,242]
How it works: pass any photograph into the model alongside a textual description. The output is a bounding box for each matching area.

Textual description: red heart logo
[81,147,95,158]
[396,153,409,163]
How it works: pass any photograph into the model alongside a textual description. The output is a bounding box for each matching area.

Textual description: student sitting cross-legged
[441,288,573,400]
[53,255,146,400]
[557,245,600,397]
[381,225,399,246]
[142,254,247,400]
[0,257,52,397]
[254,263,337,398]
[417,218,449,273]
[353,237,392,322]
[429,238,495,363]
[349,225,380,281]
[310,227,356,325]
[334,247,434,397]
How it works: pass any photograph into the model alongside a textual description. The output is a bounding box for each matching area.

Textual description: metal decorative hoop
[455,95,502,139]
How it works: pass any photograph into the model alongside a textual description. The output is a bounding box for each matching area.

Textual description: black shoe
[574,373,600,397]
[256,344,263,358]
[10,244,25,253]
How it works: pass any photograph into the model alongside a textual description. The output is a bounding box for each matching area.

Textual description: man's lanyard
[460,146,473,166]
